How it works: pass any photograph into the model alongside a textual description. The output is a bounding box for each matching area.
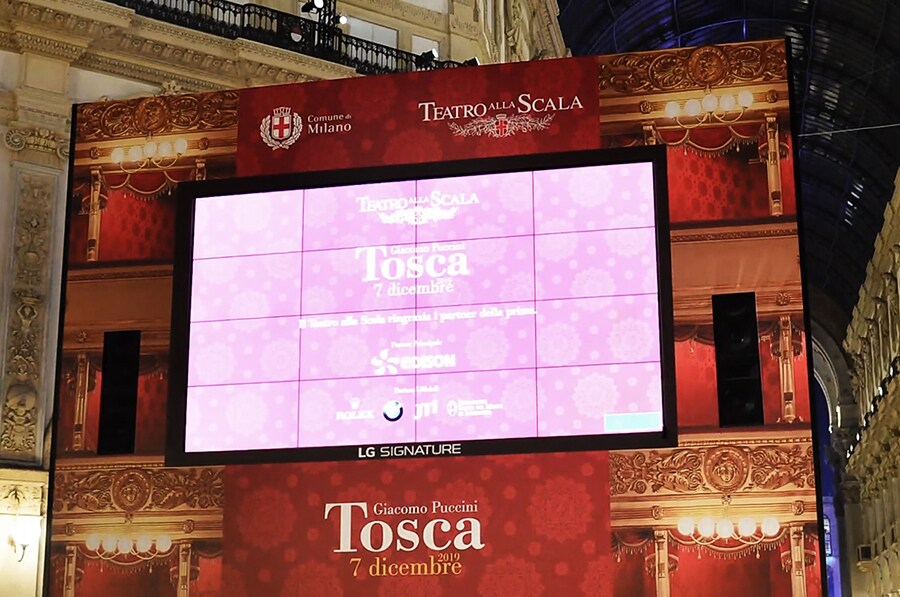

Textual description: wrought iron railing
[110,0,461,75]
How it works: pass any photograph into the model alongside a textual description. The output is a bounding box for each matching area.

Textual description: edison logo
[370,349,457,375]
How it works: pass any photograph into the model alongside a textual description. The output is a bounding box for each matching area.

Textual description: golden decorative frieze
[597,41,787,95]
[53,465,224,515]
[610,441,815,497]
[75,90,239,142]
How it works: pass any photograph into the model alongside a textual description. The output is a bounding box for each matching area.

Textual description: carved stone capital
[0,476,45,516]
[4,127,69,159]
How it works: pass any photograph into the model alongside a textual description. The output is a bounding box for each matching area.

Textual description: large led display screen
[168,149,675,464]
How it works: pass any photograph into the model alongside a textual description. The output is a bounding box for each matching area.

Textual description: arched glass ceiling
[557,0,900,319]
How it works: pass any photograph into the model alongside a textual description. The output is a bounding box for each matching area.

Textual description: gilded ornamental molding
[75,91,239,142]
[610,440,815,497]
[53,466,224,515]
[597,41,788,95]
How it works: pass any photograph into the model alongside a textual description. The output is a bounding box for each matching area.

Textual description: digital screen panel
[168,150,675,463]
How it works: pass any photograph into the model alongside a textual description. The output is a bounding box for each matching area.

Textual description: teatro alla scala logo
[260,106,303,150]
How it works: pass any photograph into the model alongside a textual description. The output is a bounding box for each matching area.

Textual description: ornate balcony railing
[108,0,461,75]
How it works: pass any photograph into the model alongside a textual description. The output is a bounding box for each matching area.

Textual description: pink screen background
[183,162,664,452]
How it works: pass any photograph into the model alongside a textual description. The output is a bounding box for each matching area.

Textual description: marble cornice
[1,0,365,93]
[343,0,447,31]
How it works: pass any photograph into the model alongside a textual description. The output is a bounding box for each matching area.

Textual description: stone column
[176,542,193,597]
[764,113,783,216]
[860,344,873,415]
[0,50,71,467]
[776,314,798,422]
[63,544,78,597]
[85,168,103,262]
[867,318,884,394]
[0,160,67,464]
[788,524,807,597]
[882,273,898,369]
[893,244,900,346]
[652,529,670,597]
[71,352,91,452]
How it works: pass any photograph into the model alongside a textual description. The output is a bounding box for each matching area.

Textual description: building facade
[0,1,566,593]
[844,170,900,596]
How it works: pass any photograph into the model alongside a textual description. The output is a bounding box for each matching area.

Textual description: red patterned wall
[97,188,176,262]
[136,370,168,454]
[674,340,719,427]
[667,147,770,223]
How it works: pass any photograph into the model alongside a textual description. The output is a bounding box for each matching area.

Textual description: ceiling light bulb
[664,101,680,118]
[156,534,173,552]
[697,516,716,537]
[158,140,173,157]
[313,0,324,7]
[684,99,702,117]
[143,140,157,158]
[174,138,188,155]
[117,536,133,554]
[716,518,734,538]
[338,14,348,24]
[738,90,754,108]
[101,534,117,552]
[85,534,101,551]
[136,535,153,553]
[719,93,736,111]
[738,517,757,536]
[761,517,780,536]
[127,145,143,162]
[676,517,694,535]
[701,93,718,112]
[110,147,125,163]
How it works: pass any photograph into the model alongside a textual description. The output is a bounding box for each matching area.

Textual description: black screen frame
[166,146,676,466]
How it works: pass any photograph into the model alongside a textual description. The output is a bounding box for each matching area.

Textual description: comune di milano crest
[261,106,303,150]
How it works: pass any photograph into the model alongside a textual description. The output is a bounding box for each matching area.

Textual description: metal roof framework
[557,0,900,319]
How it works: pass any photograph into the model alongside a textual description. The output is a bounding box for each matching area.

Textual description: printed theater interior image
[0,2,896,597]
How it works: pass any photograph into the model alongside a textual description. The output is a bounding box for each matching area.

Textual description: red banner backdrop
[236,58,600,177]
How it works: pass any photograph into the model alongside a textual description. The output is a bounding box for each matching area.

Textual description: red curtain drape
[669,544,792,597]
